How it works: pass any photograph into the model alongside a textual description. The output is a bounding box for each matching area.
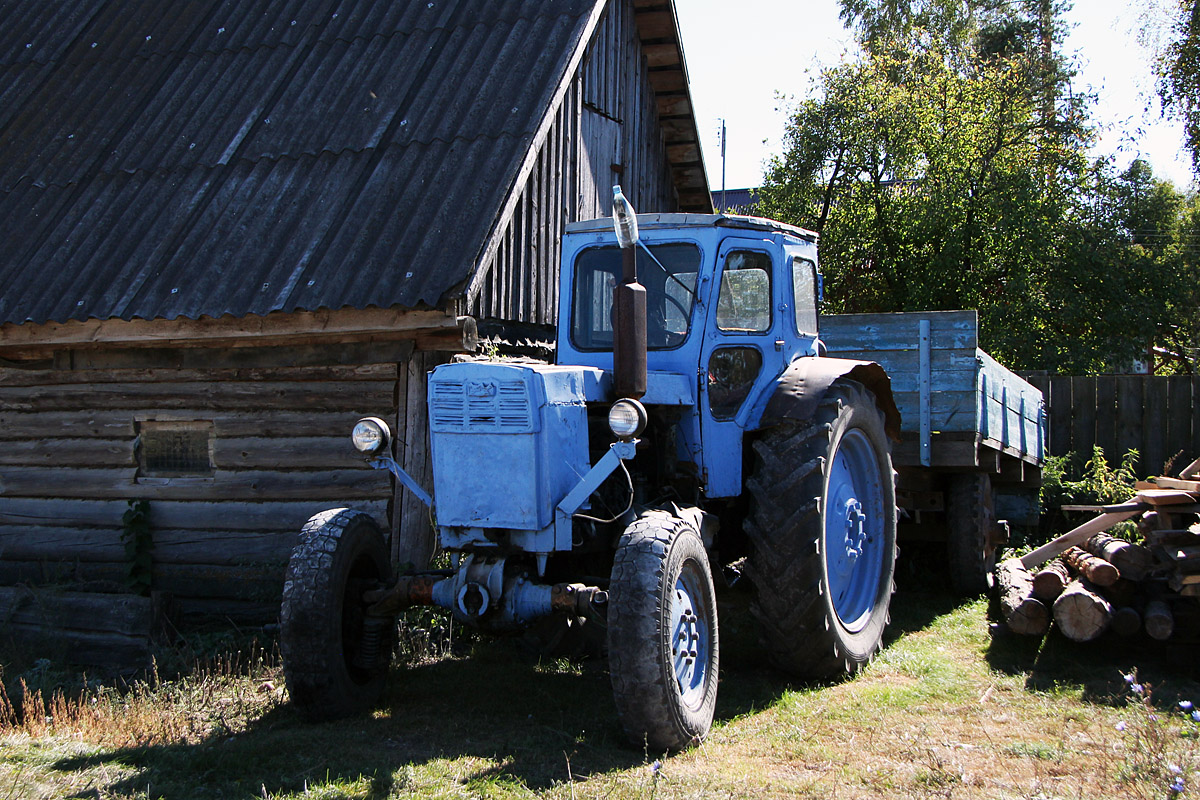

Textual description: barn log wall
[470,0,679,327]
[0,360,409,622]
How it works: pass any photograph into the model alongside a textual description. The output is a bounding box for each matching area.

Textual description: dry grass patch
[1,593,1198,799]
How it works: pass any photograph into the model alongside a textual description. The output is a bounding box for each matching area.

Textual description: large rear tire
[608,510,719,752]
[946,472,1000,595]
[281,508,394,720]
[745,379,897,677]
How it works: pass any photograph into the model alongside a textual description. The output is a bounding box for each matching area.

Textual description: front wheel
[745,379,897,677]
[608,510,719,752]
[281,508,394,720]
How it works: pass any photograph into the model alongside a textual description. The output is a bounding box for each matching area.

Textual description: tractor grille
[429,376,535,433]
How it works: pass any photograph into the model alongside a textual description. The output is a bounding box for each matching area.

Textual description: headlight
[351,417,391,456]
[607,399,647,440]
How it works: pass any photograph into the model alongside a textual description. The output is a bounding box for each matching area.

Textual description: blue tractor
[280,190,901,752]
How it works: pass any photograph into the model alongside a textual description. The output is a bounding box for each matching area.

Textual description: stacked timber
[995,456,1200,643]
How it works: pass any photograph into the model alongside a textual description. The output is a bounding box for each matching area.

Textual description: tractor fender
[753,357,901,442]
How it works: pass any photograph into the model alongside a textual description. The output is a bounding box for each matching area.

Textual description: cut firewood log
[1031,558,1070,602]
[1145,600,1175,641]
[1110,606,1142,637]
[996,558,1049,636]
[1063,546,1119,586]
[1098,578,1138,608]
[1052,580,1112,642]
[1086,532,1157,581]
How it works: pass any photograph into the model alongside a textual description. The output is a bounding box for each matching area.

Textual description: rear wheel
[281,508,394,720]
[608,510,718,752]
[745,379,897,676]
[946,472,1002,595]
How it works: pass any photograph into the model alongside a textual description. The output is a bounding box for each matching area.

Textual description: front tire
[281,508,394,720]
[608,510,719,752]
[745,379,897,677]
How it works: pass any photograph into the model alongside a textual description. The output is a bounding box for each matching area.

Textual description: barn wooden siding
[469,0,678,326]
[0,360,410,622]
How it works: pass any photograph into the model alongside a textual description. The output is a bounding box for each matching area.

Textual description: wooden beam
[0,307,463,350]
[48,339,415,371]
[1020,505,1145,570]
[0,466,391,501]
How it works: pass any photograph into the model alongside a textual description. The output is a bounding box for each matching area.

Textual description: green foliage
[1041,446,1140,508]
[1038,446,1141,541]
[763,1,1199,374]
[121,499,153,597]
[1160,0,1200,178]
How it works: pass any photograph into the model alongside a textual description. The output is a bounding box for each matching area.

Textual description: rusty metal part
[550,582,609,616]
[364,574,441,616]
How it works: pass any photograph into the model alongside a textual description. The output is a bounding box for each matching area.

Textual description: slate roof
[0,0,651,327]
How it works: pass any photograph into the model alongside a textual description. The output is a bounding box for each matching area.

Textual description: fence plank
[1193,376,1200,466]
[1070,377,1096,459]
[1048,376,1072,456]
[1116,376,1143,467]
[1168,376,1194,472]
[1094,377,1117,462]
[1143,377,1169,475]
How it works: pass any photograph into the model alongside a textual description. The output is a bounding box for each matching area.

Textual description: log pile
[995,456,1200,643]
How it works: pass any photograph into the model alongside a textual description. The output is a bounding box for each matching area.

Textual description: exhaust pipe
[612,185,647,400]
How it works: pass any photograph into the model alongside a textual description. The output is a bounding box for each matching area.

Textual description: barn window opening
[137,420,214,477]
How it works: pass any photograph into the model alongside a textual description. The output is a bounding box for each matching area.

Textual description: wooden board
[1137,489,1199,506]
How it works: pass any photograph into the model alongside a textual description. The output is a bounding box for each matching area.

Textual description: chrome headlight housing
[607,399,647,441]
[351,417,391,456]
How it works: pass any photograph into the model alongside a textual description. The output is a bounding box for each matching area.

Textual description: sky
[674,0,1195,193]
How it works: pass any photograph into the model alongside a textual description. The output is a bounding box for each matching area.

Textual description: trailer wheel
[745,379,896,677]
[281,508,394,720]
[608,510,718,752]
[946,473,1001,595]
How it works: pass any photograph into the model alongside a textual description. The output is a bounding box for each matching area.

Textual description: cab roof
[565,213,818,243]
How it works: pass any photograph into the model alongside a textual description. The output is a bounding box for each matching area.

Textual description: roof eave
[633,0,712,213]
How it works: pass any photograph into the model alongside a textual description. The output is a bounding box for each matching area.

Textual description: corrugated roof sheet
[0,0,602,325]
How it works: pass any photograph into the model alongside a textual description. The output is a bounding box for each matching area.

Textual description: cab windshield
[570,243,701,351]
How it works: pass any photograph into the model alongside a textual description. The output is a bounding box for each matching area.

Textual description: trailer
[821,310,1046,594]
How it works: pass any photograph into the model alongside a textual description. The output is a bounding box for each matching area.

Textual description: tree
[1159,0,1200,177]
[759,1,1194,374]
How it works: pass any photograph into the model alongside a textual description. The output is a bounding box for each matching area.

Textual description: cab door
[698,237,781,497]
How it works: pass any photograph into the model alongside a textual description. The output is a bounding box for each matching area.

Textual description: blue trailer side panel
[821,310,1044,468]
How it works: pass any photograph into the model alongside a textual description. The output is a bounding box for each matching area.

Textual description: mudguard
[757,357,901,442]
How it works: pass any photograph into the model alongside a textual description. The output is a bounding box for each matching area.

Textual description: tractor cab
[557,213,824,497]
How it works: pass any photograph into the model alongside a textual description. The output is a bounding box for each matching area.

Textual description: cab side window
[716,250,772,333]
[792,257,819,334]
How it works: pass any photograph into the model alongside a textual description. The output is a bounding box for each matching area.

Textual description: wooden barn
[0,0,711,636]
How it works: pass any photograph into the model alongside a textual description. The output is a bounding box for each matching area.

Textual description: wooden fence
[1025,374,1200,476]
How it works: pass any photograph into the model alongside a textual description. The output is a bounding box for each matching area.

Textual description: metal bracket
[369,455,434,509]
[553,439,637,548]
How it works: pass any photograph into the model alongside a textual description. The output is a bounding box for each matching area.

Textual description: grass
[4,587,1200,799]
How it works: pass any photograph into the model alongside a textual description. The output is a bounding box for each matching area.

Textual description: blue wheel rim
[824,428,885,632]
[669,562,710,708]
